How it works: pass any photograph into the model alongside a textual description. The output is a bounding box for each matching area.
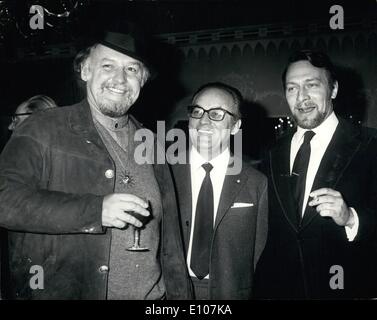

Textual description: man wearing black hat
[0,32,192,299]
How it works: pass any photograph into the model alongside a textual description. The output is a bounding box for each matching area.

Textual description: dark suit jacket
[254,119,377,299]
[172,157,268,299]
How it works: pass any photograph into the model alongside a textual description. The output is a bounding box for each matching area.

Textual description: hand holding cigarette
[308,188,354,227]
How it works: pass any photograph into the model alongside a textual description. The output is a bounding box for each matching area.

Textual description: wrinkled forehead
[90,44,143,66]
[193,88,235,111]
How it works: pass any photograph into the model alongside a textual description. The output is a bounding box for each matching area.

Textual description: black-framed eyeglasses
[187,105,236,121]
[11,112,32,122]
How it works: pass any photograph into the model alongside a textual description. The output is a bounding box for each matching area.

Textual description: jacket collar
[271,119,363,231]
[68,99,143,139]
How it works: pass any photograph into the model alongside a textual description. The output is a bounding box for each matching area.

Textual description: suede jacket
[0,100,192,300]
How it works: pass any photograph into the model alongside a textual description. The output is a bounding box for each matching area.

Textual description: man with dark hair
[171,82,268,299]
[0,31,191,299]
[281,50,337,91]
[254,50,377,299]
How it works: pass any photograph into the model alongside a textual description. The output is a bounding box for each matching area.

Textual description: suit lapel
[173,163,192,253]
[214,157,246,231]
[301,120,362,229]
[270,133,300,231]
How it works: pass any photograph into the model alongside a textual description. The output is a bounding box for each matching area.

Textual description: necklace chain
[94,119,135,187]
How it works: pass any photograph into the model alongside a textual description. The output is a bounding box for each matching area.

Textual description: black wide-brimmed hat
[99,31,156,79]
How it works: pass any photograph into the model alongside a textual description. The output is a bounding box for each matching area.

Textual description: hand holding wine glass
[101,193,150,229]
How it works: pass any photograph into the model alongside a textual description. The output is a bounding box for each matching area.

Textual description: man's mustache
[295,100,317,110]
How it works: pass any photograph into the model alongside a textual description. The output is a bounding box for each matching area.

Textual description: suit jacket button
[105,169,114,179]
[98,265,109,273]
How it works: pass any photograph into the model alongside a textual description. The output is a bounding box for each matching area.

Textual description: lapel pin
[236,179,241,183]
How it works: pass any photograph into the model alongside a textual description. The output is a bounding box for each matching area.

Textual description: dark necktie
[291,130,315,225]
[191,163,214,280]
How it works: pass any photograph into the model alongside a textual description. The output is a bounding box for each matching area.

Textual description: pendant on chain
[119,170,135,187]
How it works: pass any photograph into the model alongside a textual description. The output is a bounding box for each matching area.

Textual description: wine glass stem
[134,227,140,247]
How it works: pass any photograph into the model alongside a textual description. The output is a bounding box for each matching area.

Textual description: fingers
[111,219,128,229]
[117,211,144,228]
[310,188,340,198]
[308,193,341,216]
[308,195,335,206]
[116,194,149,208]
[314,203,336,216]
[103,193,150,216]
[118,201,151,217]
[310,201,343,222]
[306,189,352,226]
[103,210,144,228]
[102,193,151,229]
[317,209,333,217]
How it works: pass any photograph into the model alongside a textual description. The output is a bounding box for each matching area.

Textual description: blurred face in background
[8,102,31,131]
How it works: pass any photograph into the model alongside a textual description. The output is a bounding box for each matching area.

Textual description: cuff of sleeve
[80,195,105,234]
[345,207,359,242]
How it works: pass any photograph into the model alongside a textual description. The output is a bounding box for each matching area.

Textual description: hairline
[284,61,334,92]
[192,85,242,120]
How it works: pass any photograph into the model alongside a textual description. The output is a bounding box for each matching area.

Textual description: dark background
[1,0,377,158]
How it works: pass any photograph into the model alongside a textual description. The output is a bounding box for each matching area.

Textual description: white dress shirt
[290,111,358,241]
[187,147,230,278]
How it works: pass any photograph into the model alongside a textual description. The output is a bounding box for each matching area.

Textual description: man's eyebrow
[286,77,322,85]
[305,77,321,82]
[99,57,143,70]
[125,61,142,67]
[100,57,116,63]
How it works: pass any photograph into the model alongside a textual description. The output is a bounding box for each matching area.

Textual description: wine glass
[127,226,149,252]
[126,202,151,252]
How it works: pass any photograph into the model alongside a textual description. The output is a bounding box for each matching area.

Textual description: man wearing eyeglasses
[8,95,57,131]
[8,108,32,131]
[171,82,268,299]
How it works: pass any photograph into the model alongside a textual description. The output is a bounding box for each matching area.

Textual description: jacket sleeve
[349,135,377,244]
[0,134,105,235]
[253,175,268,270]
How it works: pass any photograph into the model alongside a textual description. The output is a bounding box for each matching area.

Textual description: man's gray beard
[98,99,134,118]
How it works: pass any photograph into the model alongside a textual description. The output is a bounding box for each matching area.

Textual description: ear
[231,119,241,135]
[331,80,338,99]
[80,59,91,82]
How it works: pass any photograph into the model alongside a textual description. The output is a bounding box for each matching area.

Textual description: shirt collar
[190,146,230,171]
[88,100,129,131]
[295,111,339,142]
